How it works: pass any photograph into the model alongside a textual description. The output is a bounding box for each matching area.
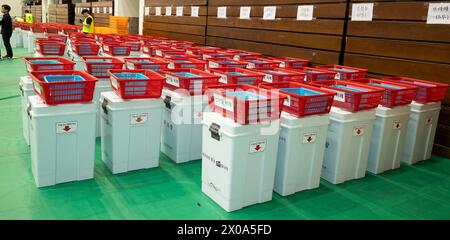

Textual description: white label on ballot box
[353,127,365,137]
[209,61,219,68]
[127,62,135,70]
[155,50,163,56]
[303,132,317,144]
[247,63,256,68]
[283,95,291,107]
[168,62,175,69]
[427,3,450,24]
[393,121,402,129]
[263,74,273,83]
[130,113,148,125]
[334,91,346,102]
[166,75,180,87]
[334,72,341,80]
[214,94,234,112]
[56,121,78,134]
[279,61,286,68]
[218,74,228,84]
[249,140,267,153]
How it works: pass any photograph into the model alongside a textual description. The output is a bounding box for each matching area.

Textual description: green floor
[1,48,449,220]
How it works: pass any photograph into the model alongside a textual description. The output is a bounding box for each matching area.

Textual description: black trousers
[2,34,13,58]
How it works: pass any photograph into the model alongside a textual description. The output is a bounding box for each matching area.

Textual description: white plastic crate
[28,32,45,53]
[202,112,280,212]
[20,76,36,146]
[321,107,376,184]
[161,88,209,164]
[367,105,411,174]
[274,112,330,196]
[402,101,441,165]
[22,30,31,50]
[100,91,163,174]
[28,96,96,188]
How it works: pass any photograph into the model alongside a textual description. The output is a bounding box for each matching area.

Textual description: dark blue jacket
[0,13,13,37]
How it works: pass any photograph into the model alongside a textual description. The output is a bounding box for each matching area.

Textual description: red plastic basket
[350,78,418,107]
[223,49,262,60]
[296,67,336,82]
[260,82,336,118]
[72,43,100,56]
[24,57,76,72]
[202,52,234,61]
[254,68,306,83]
[206,84,287,124]
[161,69,220,95]
[31,24,46,33]
[310,80,384,112]
[29,70,98,105]
[20,23,32,31]
[207,59,248,69]
[210,68,265,85]
[317,65,367,80]
[46,34,68,43]
[125,58,168,71]
[121,38,142,52]
[82,57,125,79]
[45,26,60,34]
[268,57,309,69]
[35,40,66,56]
[245,58,280,70]
[382,77,449,104]
[166,58,206,70]
[108,69,165,99]
[164,53,198,59]
[103,43,132,56]
[154,46,182,57]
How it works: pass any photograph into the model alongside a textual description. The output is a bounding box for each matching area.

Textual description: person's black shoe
[2,56,12,59]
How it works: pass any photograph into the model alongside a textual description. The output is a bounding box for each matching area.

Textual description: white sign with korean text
[351,3,374,21]
[427,3,450,24]
[217,6,227,19]
[297,5,314,21]
[263,6,277,20]
[240,6,251,19]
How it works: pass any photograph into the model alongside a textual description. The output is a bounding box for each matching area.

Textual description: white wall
[5,0,22,18]
[114,0,139,17]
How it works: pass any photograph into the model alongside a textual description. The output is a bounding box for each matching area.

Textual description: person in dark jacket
[0,4,13,59]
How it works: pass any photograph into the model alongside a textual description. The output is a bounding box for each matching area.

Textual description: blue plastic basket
[279,88,322,96]
[226,91,267,100]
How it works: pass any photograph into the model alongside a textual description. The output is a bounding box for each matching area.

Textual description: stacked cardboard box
[56,4,75,24]
[75,2,92,26]
[48,4,58,23]
[91,1,113,27]
[31,5,42,23]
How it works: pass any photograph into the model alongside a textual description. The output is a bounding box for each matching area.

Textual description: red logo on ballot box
[56,121,78,133]
[353,127,364,137]
[249,140,267,153]
[130,113,148,125]
[303,133,317,144]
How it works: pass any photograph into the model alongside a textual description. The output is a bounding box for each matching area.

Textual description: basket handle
[101,99,109,115]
